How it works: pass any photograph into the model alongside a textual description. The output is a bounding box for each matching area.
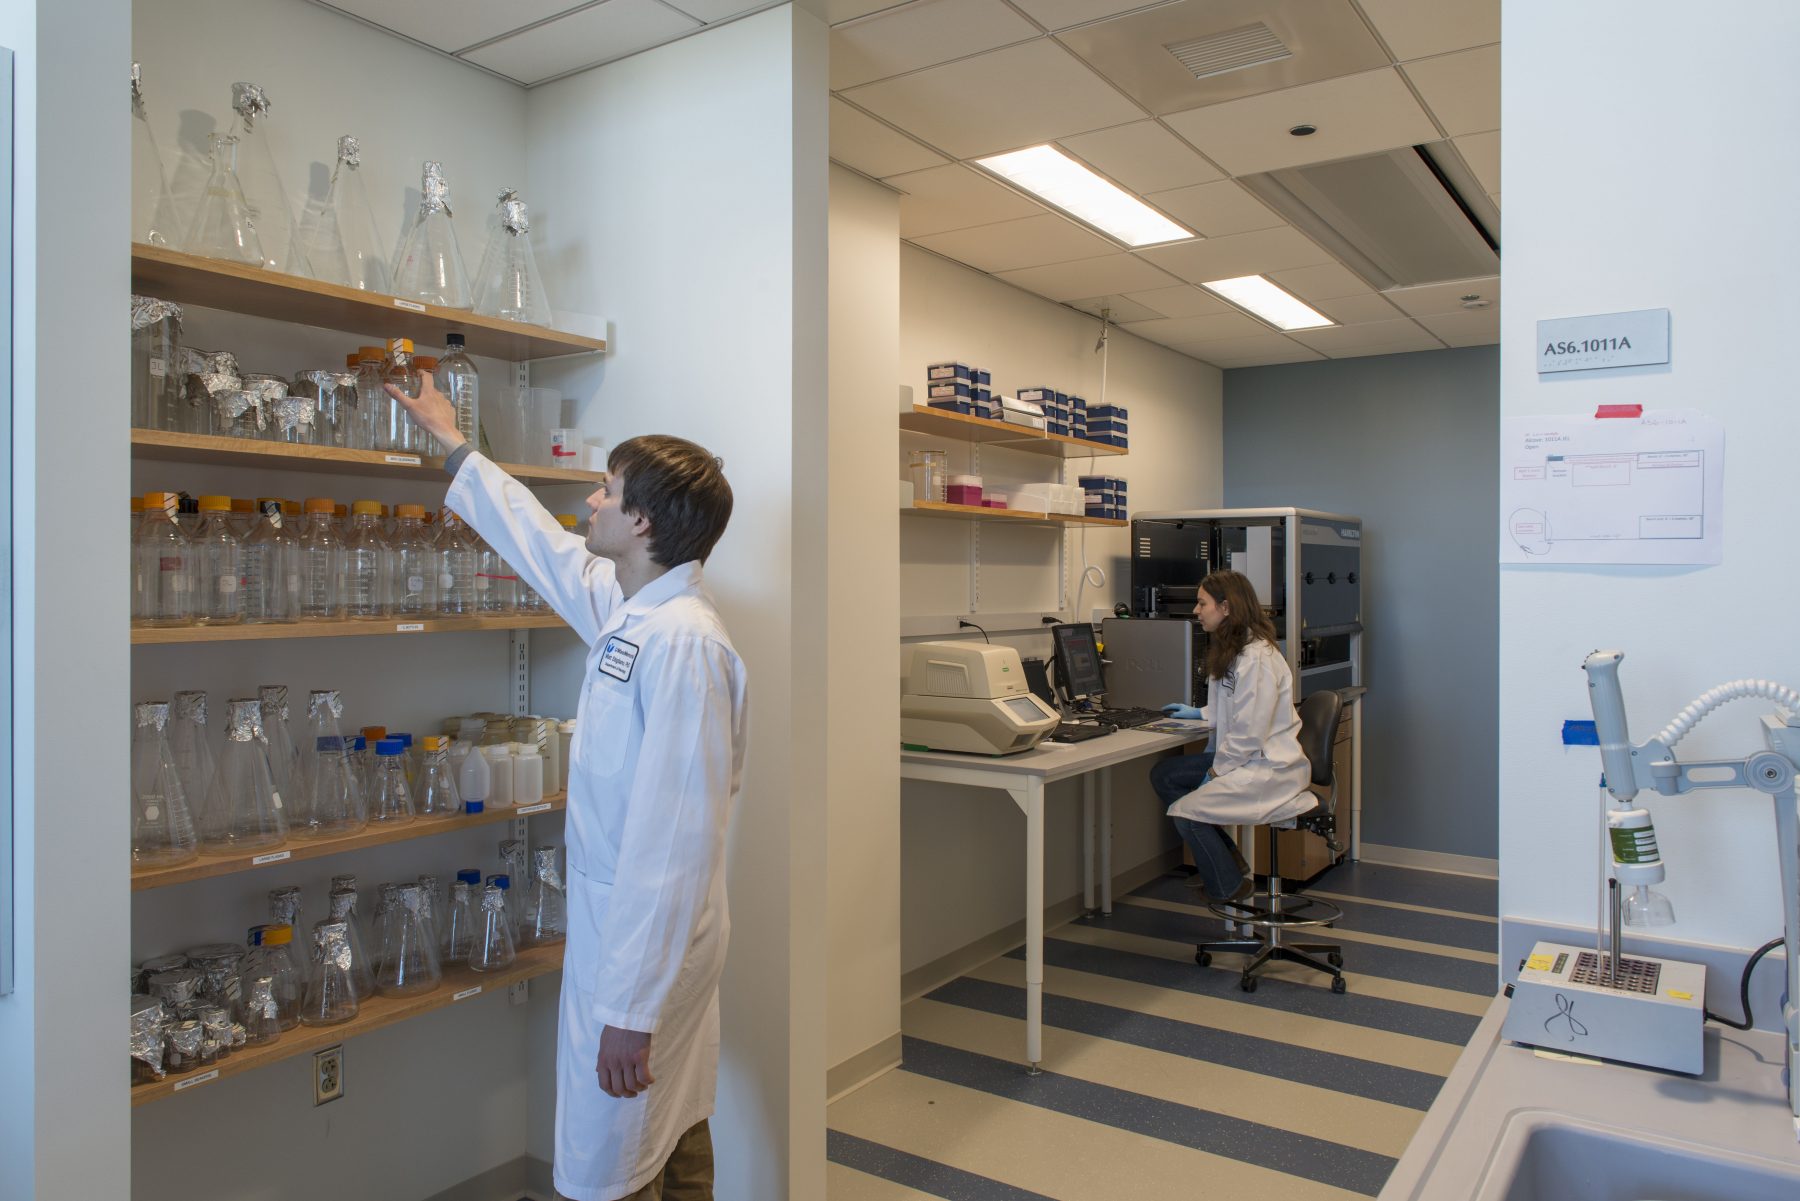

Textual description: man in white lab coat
[390,379,748,1201]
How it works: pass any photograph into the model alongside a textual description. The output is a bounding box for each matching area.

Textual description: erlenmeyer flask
[131,701,198,867]
[470,188,516,299]
[377,883,442,997]
[522,845,568,947]
[415,735,462,819]
[470,883,517,973]
[486,873,518,945]
[225,82,310,277]
[259,685,301,819]
[183,133,265,267]
[296,689,364,837]
[240,924,301,1032]
[371,881,400,974]
[369,739,415,823]
[440,879,477,967]
[168,692,213,826]
[473,195,552,326]
[416,874,442,948]
[327,886,377,1000]
[240,973,284,1046]
[302,921,360,1026]
[268,886,303,942]
[130,63,177,248]
[199,698,287,852]
[299,135,389,291]
[390,161,472,308]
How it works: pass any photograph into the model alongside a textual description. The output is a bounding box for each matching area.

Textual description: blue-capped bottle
[369,738,414,824]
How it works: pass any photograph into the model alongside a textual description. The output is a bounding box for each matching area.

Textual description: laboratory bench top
[900,722,1209,780]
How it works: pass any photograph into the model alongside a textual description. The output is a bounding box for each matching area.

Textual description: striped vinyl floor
[827,862,1500,1200]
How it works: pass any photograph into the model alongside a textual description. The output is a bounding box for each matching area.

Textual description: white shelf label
[383,453,422,466]
[173,1069,220,1091]
[516,803,552,815]
[452,986,483,1001]
[395,623,425,633]
[392,298,427,312]
[251,850,291,866]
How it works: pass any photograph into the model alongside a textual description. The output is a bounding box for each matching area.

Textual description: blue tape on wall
[1563,720,1598,745]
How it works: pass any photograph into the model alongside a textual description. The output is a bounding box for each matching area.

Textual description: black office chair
[1195,688,1347,994]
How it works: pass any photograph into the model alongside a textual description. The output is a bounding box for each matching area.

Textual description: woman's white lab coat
[1167,638,1313,826]
[447,455,749,1201]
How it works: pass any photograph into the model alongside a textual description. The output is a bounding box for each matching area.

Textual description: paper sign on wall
[1500,409,1723,566]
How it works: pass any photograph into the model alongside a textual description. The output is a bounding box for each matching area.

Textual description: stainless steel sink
[1473,1111,1800,1201]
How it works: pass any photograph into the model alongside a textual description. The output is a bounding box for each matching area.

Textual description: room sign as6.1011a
[1536,308,1670,373]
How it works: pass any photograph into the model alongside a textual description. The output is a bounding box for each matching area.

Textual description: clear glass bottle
[267,885,304,947]
[473,194,553,326]
[411,357,440,456]
[380,338,421,453]
[301,921,359,1026]
[193,495,243,625]
[240,499,299,624]
[326,887,376,1000]
[389,504,436,616]
[369,738,415,824]
[440,879,477,967]
[200,698,287,852]
[225,82,310,277]
[438,333,480,448]
[299,497,344,619]
[298,135,389,292]
[376,883,441,997]
[415,735,462,820]
[390,160,472,308]
[351,346,386,452]
[258,685,300,817]
[297,690,365,838]
[474,531,514,614]
[183,132,264,267]
[130,63,177,247]
[130,296,183,431]
[343,500,389,618]
[241,923,302,1032]
[470,883,517,973]
[168,690,216,828]
[435,510,479,616]
[131,701,198,867]
[522,845,567,947]
[496,843,526,941]
[135,492,192,627]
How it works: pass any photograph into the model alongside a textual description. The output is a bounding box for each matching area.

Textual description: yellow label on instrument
[1667,990,1692,1000]
[1526,954,1554,972]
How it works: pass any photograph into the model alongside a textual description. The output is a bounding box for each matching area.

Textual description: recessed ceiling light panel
[1201,275,1334,330]
[975,145,1195,248]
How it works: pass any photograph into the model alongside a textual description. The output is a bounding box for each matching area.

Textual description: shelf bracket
[509,629,531,718]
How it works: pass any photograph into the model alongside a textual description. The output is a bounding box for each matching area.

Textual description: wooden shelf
[131,243,605,361]
[902,501,1127,528]
[131,428,604,485]
[131,795,567,891]
[130,943,565,1105]
[898,406,1127,458]
[131,614,571,645]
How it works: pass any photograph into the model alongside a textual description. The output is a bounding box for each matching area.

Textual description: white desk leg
[1082,774,1096,915]
[1100,766,1114,915]
[1024,777,1045,1074]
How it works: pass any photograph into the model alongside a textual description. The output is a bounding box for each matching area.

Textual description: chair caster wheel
[1195,950,1212,967]
[1331,976,1347,994]
[1327,952,1343,967]
[1240,975,1258,993]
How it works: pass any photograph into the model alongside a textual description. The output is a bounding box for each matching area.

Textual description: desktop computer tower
[1099,618,1207,709]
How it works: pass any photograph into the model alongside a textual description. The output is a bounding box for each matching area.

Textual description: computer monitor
[1051,623,1107,702]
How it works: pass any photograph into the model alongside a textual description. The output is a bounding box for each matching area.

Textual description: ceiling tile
[665,0,778,20]
[884,163,1043,237]
[1402,45,1499,137]
[1454,130,1500,194]
[1415,308,1500,347]
[322,0,581,54]
[1289,318,1443,355]
[1355,0,1498,62]
[829,0,905,23]
[1120,311,1270,342]
[1057,121,1224,194]
[1182,334,1325,368]
[1122,284,1231,318]
[840,39,1146,160]
[831,99,947,178]
[1312,292,1403,324]
[1162,68,1440,177]
[462,0,700,83]
[1007,0,1154,31]
[1385,275,1499,317]
[912,213,1117,273]
[1142,180,1281,238]
[829,0,1040,90]
[1266,261,1375,302]
[995,253,1177,302]
[1068,293,1165,323]
[1136,226,1331,284]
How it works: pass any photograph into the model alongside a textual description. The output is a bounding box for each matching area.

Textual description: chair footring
[1207,892,1342,929]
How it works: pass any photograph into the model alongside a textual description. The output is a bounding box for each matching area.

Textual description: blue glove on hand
[1161,703,1204,721]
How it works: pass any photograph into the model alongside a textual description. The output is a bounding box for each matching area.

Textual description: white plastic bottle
[557,720,575,792]
[455,717,490,811]
[513,743,543,806]
[540,724,560,798]
[484,742,514,809]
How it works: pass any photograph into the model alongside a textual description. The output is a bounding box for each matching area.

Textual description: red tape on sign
[1594,404,1643,419]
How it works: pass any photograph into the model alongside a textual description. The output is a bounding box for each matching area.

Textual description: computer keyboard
[1090,707,1166,729]
[1048,722,1113,744]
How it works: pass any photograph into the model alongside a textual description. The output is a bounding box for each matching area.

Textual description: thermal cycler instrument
[900,642,1059,756]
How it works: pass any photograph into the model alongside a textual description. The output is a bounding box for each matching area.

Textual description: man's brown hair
[608,435,734,567]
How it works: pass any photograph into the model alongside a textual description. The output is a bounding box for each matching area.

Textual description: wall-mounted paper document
[1500,409,1723,565]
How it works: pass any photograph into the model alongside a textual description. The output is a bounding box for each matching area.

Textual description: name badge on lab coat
[599,636,640,682]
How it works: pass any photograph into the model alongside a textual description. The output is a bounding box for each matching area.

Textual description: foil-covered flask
[327,886,377,1000]
[440,879,477,967]
[302,921,360,1026]
[376,883,442,997]
[470,883,517,973]
[130,63,177,247]
[183,132,264,267]
[416,874,443,948]
[240,924,301,1033]
[473,193,552,326]
[224,82,311,277]
[168,691,216,813]
[199,698,287,852]
[299,134,389,291]
[390,161,472,308]
[522,845,567,947]
[297,689,365,838]
[498,839,528,940]
[131,701,199,868]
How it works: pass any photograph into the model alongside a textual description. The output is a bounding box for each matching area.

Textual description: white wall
[524,7,830,1198]
[1498,1,1800,953]
[896,246,1223,977]
[825,164,902,1076]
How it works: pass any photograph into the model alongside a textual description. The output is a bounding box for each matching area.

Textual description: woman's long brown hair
[1200,569,1281,680]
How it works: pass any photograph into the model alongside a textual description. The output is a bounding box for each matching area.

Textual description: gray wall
[1223,346,1498,860]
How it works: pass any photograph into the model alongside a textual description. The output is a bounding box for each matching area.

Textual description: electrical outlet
[509,980,529,1006]
[314,1045,345,1106]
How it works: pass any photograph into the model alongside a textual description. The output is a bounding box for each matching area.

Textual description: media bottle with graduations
[134,491,192,626]
[130,701,198,868]
[192,496,242,625]
[389,503,435,616]
[352,345,386,451]
[411,356,441,456]
[437,333,479,448]
[200,698,287,853]
[240,499,300,623]
[343,500,389,618]
[299,497,345,619]
[374,338,420,453]
[435,510,479,616]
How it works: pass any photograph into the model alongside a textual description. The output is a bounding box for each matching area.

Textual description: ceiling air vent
[1164,23,1292,81]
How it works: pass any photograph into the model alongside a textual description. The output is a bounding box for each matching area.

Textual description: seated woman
[1151,569,1313,903]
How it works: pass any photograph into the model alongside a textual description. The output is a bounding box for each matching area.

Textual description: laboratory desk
[900,723,1209,1072]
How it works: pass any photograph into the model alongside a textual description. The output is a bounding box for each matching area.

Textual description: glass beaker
[168,691,216,818]
[473,195,552,326]
[178,347,239,436]
[376,883,442,997]
[199,698,287,853]
[415,735,462,819]
[130,296,183,431]
[225,82,310,277]
[134,492,192,627]
[268,387,317,445]
[301,921,359,1026]
[908,449,949,503]
[131,701,199,868]
[327,886,376,1000]
[183,132,264,267]
[522,846,567,947]
[298,135,389,292]
[291,369,356,449]
[440,880,477,967]
[240,973,284,1046]
[130,63,178,248]
[369,739,415,824]
[390,161,472,308]
[470,884,517,973]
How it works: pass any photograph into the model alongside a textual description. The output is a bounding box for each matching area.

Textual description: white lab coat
[448,454,749,1201]
[1167,638,1313,826]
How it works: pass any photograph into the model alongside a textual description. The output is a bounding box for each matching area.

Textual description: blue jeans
[1149,751,1246,899]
